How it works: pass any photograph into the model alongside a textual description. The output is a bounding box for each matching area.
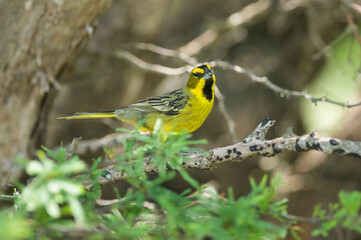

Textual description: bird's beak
[204,68,213,80]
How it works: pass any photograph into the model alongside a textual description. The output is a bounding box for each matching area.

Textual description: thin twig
[179,0,272,56]
[214,85,237,143]
[282,214,324,224]
[53,133,130,156]
[114,50,192,75]
[350,2,361,14]
[134,42,197,65]
[114,47,361,108]
[209,60,361,108]
[342,4,361,65]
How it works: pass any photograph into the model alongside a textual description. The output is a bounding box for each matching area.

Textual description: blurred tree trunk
[0,0,111,191]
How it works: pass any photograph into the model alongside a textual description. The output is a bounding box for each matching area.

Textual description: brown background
[1,0,361,239]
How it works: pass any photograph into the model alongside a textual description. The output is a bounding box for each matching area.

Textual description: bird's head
[187,64,215,101]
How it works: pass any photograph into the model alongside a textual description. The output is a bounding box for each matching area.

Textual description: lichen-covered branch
[98,118,361,185]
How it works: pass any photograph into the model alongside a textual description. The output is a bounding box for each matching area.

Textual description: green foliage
[18,147,87,224]
[312,191,361,237]
[0,210,32,240]
[1,121,360,239]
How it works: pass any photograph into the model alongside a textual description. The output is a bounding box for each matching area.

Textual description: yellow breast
[138,64,215,133]
[141,87,214,133]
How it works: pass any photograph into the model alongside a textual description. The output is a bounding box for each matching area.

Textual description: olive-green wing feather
[113,88,189,124]
[133,88,188,115]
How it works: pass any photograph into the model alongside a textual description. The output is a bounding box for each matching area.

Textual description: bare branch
[350,3,361,14]
[341,3,361,65]
[98,118,361,185]
[214,85,238,143]
[54,133,130,157]
[133,43,198,65]
[209,60,361,108]
[282,213,328,224]
[341,0,361,15]
[179,0,272,56]
[114,50,193,75]
[112,45,361,109]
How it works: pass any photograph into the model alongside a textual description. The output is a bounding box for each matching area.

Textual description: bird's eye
[193,72,202,78]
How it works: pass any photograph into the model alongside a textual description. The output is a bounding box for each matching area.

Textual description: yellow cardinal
[59,65,215,133]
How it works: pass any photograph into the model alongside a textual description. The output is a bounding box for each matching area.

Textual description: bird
[58,64,216,134]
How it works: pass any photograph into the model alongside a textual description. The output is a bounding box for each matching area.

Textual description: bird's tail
[58,111,117,120]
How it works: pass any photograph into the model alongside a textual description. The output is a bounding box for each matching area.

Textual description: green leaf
[339,191,361,215]
[46,200,61,218]
[0,213,32,240]
[26,161,44,175]
[312,228,328,237]
[68,196,86,224]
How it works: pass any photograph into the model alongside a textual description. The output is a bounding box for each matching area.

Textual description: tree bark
[0,0,111,191]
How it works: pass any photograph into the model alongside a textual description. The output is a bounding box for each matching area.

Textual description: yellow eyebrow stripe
[193,68,205,74]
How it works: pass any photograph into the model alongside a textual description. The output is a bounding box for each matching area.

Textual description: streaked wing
[133,89,188,116]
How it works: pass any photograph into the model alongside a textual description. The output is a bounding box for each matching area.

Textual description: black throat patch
[202,78,214,101]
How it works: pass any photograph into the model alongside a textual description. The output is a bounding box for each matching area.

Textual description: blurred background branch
[114,47,361,108]
[2,0,361,238]
[48,1,361,238]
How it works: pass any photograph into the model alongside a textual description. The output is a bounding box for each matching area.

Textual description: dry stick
[179,0,272,56]
[209,60,361,108]
[53,133,130,157]
[115,49,361,108]
[312,2,361,63]
[214,85,237,142]
[350,2,361,14]
[133,43,198,65]
[342,4,361,65]
[115,50,192,75]
[98,118,361,185]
